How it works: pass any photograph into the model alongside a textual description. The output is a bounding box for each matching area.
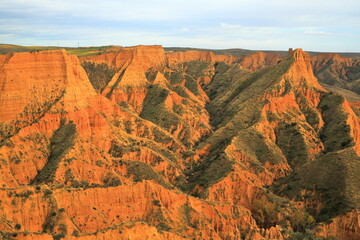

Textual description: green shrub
[14,223,21,230]
[290,210,316,232]
[43,189,53,198]
[53,233,65,240]
[72,230,80,236]
[102,172,122,187]
[156,222,172,232]
[152,200,161,206]
[252,196,278,228]
[284,229,323,240]
[16,190,33,199]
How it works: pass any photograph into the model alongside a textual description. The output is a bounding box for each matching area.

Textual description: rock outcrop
[166,50,236,66]
[237,51,282,71]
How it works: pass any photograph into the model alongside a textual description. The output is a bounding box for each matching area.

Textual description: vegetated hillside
[0,44,123,56]
[0,45,360,240]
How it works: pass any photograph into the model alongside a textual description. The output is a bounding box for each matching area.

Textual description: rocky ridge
[0,46,359,239]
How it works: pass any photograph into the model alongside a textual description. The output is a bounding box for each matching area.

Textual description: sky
[0,0,359,52]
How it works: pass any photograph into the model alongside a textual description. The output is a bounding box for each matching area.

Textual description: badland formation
[1,44,360,239]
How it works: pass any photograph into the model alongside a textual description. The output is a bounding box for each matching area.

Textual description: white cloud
[0,0,359,51]
[178,28,190,32]
[219,23,279,34]
[304,30,338,37]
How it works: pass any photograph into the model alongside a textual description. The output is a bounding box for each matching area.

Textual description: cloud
[0,0,359,51]
[219,23,278,34]
[178,28,190,32]
[304,30,336,36]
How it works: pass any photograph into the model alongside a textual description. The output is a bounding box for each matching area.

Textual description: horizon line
[1,43,359,54]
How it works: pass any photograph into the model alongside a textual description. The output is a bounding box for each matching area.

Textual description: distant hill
[165,46,360,58]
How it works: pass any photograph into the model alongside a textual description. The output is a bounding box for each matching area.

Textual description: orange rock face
[1,46,360,240]
[81,45,166,71]
[237,52,282,71]
[316,210,360,240]
[311,53,354,73]
[166,50,236,66]
[311,52,360,96]
[285,49,325,91]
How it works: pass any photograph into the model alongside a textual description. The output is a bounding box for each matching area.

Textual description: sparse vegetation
[165,71,184,85]
[287,209,316,232]
[152,200,161,206]
[43,189,53,198]
[182,153,234,197]
[101,172,122,186]
[284,229,323,240]
[0,89,65,147]
[81,62,117,92]
[32,120,77,185]
[156,222,172,232]
[184,61,211,79]
[14,224,21,230]
[252,196,278,228]
[276,148,360,223]
[125,160,171,189]
[53,233,65,240]
[0,44,118,56]
[140,85,183,130]
[277,122,310,168]
[319,93,354,153]
[15,190,33,199]
[184,75,200,95]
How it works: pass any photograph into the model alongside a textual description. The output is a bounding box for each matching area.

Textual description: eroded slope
[0,46,360,240]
